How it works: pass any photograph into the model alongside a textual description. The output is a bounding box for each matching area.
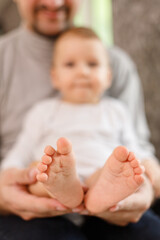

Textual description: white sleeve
[0,104,44,170]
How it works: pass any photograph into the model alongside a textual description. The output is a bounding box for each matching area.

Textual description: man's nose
[39,0,65,8]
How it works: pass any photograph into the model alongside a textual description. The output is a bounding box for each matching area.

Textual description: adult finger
[3,168,38,185]
[14,208,69,221]
[97,209,142,226]
[3,184,68,213]
[112,177,154,212]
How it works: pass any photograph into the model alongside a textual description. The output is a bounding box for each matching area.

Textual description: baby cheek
[92,82,103,95]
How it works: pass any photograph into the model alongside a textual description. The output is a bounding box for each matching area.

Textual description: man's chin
[32,23,69,38]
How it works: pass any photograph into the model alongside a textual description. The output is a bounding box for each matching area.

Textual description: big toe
[57,137,72,155]
[113,146,129,162]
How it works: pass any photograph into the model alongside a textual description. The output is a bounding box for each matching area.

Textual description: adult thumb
[3,167,38,185]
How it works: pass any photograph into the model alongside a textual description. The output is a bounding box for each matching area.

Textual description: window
[74,0,113,46]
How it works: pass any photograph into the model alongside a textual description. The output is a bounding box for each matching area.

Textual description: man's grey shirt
[0,26,156,162]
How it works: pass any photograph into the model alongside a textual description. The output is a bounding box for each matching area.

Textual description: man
[0,0,160,239]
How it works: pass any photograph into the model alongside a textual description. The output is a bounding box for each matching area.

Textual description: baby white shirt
[1,97,152,180]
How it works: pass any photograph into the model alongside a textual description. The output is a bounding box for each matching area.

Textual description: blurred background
[1,0,160,161]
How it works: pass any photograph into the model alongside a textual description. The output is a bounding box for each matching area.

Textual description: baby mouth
[74,83,90,88]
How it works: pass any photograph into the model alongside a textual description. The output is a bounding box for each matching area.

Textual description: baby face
[52,36,111,103]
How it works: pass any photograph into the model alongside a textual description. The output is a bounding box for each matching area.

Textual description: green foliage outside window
[74,0,113,46]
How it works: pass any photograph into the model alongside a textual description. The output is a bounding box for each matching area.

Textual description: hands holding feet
[37,140,144,214]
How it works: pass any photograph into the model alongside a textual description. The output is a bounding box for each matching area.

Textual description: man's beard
[32,4,72,39]
[32,22,71,40]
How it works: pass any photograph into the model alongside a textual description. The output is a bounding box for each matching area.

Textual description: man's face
[15,0,80,36]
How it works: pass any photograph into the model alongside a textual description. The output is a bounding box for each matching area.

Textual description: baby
[2,27,158,214]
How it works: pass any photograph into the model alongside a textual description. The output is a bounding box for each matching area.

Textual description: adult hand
[81,176,155,226]
[0,168,70,220]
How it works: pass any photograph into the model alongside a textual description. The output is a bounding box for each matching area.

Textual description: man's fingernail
[80,210,89,215]
[110,206,119,212]
[56,206,66,211]
[29,168,38,180]
[72,208,81,213]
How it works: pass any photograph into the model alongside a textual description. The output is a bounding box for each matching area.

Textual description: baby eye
[88,61,98,67]
[64,62,75,67]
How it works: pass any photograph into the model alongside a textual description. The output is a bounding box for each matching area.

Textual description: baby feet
[37,137,84,209]
[37,143,144,213]
[85,146,144,213]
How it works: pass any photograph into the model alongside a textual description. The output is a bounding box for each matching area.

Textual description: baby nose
[77,64,90,76]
